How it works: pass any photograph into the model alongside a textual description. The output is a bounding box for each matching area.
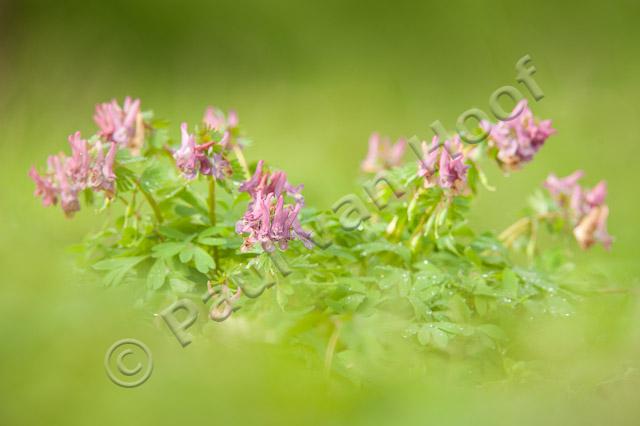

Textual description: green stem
[409,191,441,242]
[134,179,163,224]
[499,217,530,244]
[526,217,538,261]
[123,190,137,229]
[324,319,341,377]
[411,210,431,240]
[208,176,221,272]
[499,212,561,248]
[233,145,251,180]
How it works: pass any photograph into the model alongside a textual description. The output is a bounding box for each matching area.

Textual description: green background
[1,0,638,424]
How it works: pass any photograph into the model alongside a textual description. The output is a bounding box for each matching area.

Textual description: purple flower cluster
[483,100,556,170]
[361,133,407,173]
[544,170,612,250]
[235,160,312,252]
[30,98,144,217]
[204,107,238,132]
[173,123,232,180]
[29,132,117,217]
[94,97,143,153]
[418,135,470,194]
[203,106,239,150]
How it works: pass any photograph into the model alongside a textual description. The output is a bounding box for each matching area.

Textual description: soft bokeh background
[1,0,639,424]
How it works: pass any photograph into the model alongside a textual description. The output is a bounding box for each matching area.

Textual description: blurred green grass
[1,0,639,424]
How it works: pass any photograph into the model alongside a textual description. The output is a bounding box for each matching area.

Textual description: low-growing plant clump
[29,98,613,379]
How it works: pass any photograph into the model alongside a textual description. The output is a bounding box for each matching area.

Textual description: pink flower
[211,153,232,180]
[235,192,312,252]
[203,107,239,132]
[227,110,239,128]
[544,170,585,220]
[586,181,607,207]
[173,123,233,180]
[238,159,265,194]
[174,123,202,179]
[418,136,441,187]
[569,186,588,221]
[236,162,311,252]
[486,100,556,170]
[172,123,211,179]
[203,107,240,150]
[50,154,80,217]
[544,170,584,199]
[30,132,120,216]
[361,133,407,173]
[417,135,469,194]
[438,146,469,193]
[573,205,612,250]
[28,167,57,207]
[239,160,303,203]
[89,141,117,196]
[94,97,142,151]
[543,171,613,250]
[67,131,90,183]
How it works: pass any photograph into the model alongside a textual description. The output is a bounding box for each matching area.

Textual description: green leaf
[115,149,146,164]
[464,246,482,265]
[436,234,459,255]
[447,295,471,323]
[354,241,411,264]
[374,265,411,292]
[92,256,147,287]
[320,246,358,262]
[140,161,172,192]
[150,128,169,149]
[199,226,227,238]
[114,166,136,192]
[193,247,215,273]
[473,280,498,297]
[437,322,472,336]
[502,268,519,299]
[119,226,137,247]
[343,294,366,312]
[168,277,195,293]
[333,277,367,293]
[179,245,195,263]
[158,226,190,240]
[229,157,247,182]
[198,237,227,246]
[326,294,366,314]
[418,324,449,349]
[474,296,489,316]
[93,256,146,271]
[476,324,507,341]
[152,242,187,258]
[147,258,167,290]
[276,282,292,309]
[177,188,209,216]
